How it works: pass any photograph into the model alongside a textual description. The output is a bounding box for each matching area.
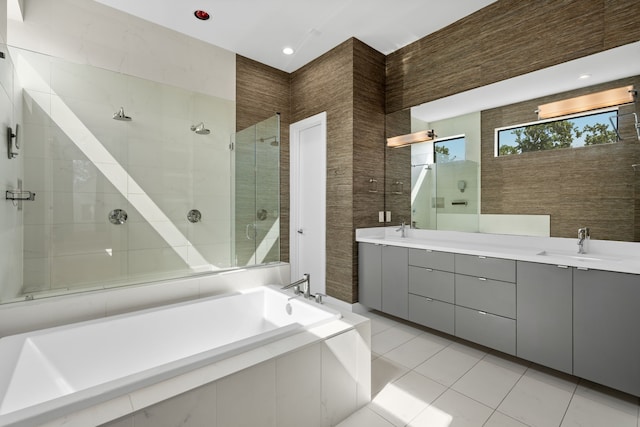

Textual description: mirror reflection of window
[495,109,618,156]
[435,136,466,163]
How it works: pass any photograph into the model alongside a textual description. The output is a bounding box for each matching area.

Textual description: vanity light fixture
[536,85,636,120]
[386,129,436,148]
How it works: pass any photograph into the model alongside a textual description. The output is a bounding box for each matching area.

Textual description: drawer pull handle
[426,268,433,272]
[557,265,569,269]
[426,297,433,302]
[478,277,487,281]
[426,249,433,253]
[478,255,487,259]
[577,267,589,271]
[478,311,487,315]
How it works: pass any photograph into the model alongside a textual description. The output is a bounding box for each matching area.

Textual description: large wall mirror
[385,41,640,242]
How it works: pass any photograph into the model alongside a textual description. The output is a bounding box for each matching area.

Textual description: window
[435,136,465,163]
[495,109,618,156]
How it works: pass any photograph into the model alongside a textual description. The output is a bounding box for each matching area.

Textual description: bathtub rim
[0,285,343,427]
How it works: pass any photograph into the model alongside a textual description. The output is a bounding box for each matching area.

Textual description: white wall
[0,0,24,301]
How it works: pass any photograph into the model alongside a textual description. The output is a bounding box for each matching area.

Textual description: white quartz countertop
[356,227,640,275]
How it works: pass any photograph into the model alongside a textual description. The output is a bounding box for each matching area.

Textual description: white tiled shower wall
[4,0,238,298]
[0,0,24,301]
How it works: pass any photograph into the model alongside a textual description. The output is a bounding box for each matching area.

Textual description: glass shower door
[233,114,280,266]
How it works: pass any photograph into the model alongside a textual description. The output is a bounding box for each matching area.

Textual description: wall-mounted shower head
[113,107,131,121]
[259,136,279,146]
[190,122,210,135]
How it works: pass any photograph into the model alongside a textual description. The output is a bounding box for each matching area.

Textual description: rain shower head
[190,122,210,135]
[113,107,132,121]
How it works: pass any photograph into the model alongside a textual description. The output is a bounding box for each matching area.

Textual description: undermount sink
[536,250,622,263]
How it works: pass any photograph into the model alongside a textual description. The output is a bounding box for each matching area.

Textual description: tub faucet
[577,227,590,254]
[282,273,310,298]
[396,221,407,238]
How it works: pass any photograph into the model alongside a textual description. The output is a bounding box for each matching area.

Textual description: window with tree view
[495,109,619,156]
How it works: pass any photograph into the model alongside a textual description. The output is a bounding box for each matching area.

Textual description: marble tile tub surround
[0,263,289,338]
[90,310,370,427]
[356,227,640,275]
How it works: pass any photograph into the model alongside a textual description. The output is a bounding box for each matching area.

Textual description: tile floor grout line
[557,378,580,427]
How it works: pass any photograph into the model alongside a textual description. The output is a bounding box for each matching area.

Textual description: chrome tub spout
[281,273,310,297]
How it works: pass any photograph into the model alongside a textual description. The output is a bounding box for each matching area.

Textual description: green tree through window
[496,110,618,156]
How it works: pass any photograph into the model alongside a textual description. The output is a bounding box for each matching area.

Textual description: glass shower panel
[410,141,436,229]
[233,124,258,266]
[4,47,237,303]
[424,136,479,232]
[233,114,280,266]
[254,115,280,264]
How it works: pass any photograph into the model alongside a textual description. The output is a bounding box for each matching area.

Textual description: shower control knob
[297,229,304,234]
[108,209,128,225]
[187,209,202,223]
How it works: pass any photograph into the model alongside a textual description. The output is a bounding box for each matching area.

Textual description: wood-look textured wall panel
[291,39,355,302]
[352,40,386,302]
[479,0,603,85]
[386,0,640,114]
[386,11,484,113]
[235,55,291,261]
[604,0,640,49]
[481,76,640,241]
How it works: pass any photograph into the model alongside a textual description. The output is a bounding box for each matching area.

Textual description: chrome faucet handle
[396,221,407,237]
[578,227,590,239]
[313,293,327,304]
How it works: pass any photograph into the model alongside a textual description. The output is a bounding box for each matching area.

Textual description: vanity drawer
[409,248,455,272]
[409,266,454,303]
[409,294,454,335]
[455,274,515,318]
[455,306,516,355]
[455,254,516,283]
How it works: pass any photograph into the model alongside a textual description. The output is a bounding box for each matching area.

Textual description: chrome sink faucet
[396,221,407,238]
[577,227,590,254]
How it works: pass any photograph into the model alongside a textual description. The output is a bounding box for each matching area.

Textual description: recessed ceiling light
[579,73,591,80]
[194,10,210,21]
[282,47,294,55]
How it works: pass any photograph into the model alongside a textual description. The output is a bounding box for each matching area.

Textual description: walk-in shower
[0,47,280,304]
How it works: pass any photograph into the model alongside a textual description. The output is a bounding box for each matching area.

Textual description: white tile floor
[337,311,640,427]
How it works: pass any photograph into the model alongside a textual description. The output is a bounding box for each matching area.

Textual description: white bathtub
[0,285,341,427]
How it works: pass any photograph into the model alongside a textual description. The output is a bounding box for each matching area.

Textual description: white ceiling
[92,0,497,73]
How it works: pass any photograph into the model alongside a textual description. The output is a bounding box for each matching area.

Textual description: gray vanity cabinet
[358,243,408,319]
[455,254,516,283]
[408,249,455,334]
[358,243,382,310]
[573,268,640,396]
[381,246,409,319]
[454,254,516,355]
[516,261,573,374]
